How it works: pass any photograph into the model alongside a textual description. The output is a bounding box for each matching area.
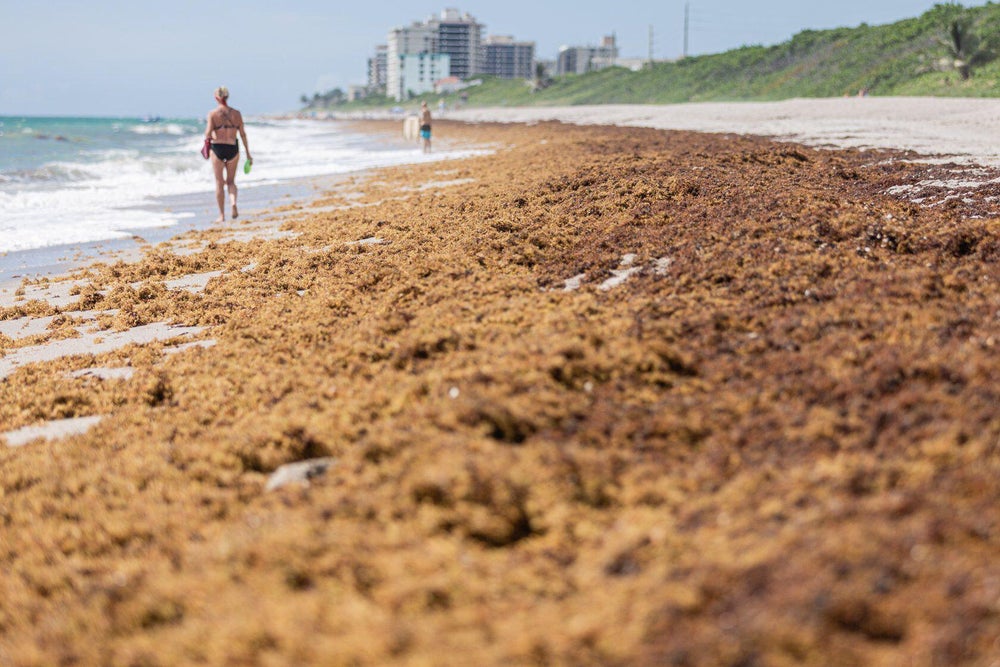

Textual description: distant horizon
[0,1,989,117]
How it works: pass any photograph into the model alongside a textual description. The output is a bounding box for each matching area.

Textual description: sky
[0,0,987,118]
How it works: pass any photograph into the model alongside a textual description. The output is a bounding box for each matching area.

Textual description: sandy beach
[449,96,1000,165]
[1,103,999,665]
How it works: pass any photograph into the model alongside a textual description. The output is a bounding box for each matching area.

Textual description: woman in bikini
[204,86,252,222]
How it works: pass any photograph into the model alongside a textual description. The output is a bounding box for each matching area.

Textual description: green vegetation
[937,13,997,79]
[309,3,1000,112]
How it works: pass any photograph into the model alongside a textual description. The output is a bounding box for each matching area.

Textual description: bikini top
[214,108,239,131]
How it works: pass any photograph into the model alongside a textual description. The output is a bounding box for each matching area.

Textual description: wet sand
[1,117,999,665]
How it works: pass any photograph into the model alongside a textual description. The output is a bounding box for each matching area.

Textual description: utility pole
[648,24,654,67]
[683,2,690,59]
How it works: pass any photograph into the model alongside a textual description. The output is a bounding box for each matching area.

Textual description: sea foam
[0,117,487,256]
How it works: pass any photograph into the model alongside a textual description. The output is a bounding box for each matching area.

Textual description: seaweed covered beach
[1,119,999,665]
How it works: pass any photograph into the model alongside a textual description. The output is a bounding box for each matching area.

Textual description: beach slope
[1,118,999,665]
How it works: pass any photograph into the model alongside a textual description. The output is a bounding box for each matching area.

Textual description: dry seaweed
[0,120,998,666]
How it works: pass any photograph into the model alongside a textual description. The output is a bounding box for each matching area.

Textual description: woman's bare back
[209,106,242,145]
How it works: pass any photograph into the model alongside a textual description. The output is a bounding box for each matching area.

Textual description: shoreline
[0,170,360,288]
[2,116,999,665]
[0,116,486,288]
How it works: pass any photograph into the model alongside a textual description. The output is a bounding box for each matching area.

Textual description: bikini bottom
[211,142,239,161]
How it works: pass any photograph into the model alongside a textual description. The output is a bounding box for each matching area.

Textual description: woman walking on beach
[205,86,252,222]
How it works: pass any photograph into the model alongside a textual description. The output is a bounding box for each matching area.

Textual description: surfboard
[403,116,420,142]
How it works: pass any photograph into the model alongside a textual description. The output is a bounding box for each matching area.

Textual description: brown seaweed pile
[1,120,999,666]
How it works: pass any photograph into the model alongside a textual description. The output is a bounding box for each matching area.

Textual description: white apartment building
[386,22,438,101]
[400,53,451,99]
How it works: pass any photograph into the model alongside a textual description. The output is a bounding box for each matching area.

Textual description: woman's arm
[237,112,251,160]
[204,113,214,141]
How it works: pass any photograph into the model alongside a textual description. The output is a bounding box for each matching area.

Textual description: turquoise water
[0,115,212,256]
[0,116,201,178]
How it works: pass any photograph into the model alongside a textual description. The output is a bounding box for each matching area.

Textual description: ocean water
[0,115,478,262]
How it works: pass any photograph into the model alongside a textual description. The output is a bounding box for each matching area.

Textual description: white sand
[0,310,116,341]
[0,323,205,380]
[0,279,95,310]
[68,367,136,381]
[163,270,224,294]
[2,415,104,448]
[448,97,1000,166]
[162,339,217,355]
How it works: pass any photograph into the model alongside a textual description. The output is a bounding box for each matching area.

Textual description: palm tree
[532,62,551,92]
[939,16,993,80]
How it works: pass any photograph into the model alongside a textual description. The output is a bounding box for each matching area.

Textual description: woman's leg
[225,153,239,219]
[211,154,226,222]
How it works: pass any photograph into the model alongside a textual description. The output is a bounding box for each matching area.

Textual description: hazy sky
[0,0,985,117]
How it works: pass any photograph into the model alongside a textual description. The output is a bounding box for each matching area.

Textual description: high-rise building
[432,8,484,81]
[557,34,620,76]
[385,8,486,101]
[483,35,535,80]
[386,21,438,101]
[367,45,388,95]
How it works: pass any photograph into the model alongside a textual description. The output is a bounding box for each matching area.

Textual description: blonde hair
[215,86,230,100]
